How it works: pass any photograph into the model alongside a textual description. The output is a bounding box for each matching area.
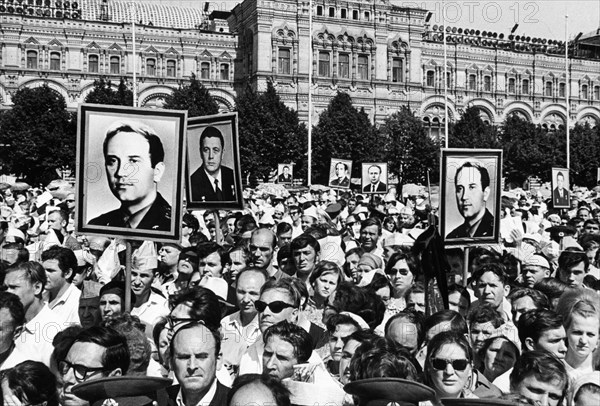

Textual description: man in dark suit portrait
[552,171,570,208]
[362,164,387,193]
[446,160,495,239]
[190,126,236,202]
[278,165,292,183]
[166,322,229,406]
[88,121,171,231]
[330,161,350,187]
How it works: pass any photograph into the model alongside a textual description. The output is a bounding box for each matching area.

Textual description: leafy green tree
[84,77,133,106]
[381,106,439,184]
[570,123,600,187]
[312,92,382,184]
[0,85,75,184]
[235,82,307,182]
[449,106,500,149]
[163,73,219,117]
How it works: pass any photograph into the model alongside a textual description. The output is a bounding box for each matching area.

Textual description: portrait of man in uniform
[77,105,186,242]
[441,150,502,246]
[551,168,570,209]
[329,159,352,189]
[186,113,243,210]
[278,164,293,184]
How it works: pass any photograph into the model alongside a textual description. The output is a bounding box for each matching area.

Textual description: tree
[84,77,133,106]
[312,92,382,184]
[570,123,600,187]
[235,81,307,182]
[449,106,500,149]
[381,107,439,184]
[0,85,75,184]
[163,73,219,117]
[500,115,566,185]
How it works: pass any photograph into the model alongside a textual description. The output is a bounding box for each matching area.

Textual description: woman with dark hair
[3,361,59,406]
[306,261,343,327]
[382,216,397,233]
[423,331,477,402]
[383,251,417,312]
[477,336,520,383]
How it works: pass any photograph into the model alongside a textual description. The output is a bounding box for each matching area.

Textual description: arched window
[220,63,229,80]
[146,58,156,76]
[110,56,120,74]
[88,55,99,73]
[27,50,38,69]
[338,53,349,78]
[50,52,60,70]
[166,60,176,77]
[200,62,210,79]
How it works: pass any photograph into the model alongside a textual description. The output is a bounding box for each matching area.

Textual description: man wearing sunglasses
[59,326,129,406]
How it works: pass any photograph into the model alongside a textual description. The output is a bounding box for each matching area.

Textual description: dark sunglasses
[430,358,470,371]
[254,300,295,313]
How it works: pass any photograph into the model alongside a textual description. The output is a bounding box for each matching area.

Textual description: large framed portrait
[185,112,243,210]
[75,104,187,242]
[440,149,502,246]
[328,158,352,189]
[277,163,293,185]
[551,167,570,209]
[361,163,388,194]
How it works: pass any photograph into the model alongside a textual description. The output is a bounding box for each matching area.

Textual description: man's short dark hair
[283,166,289,171]
[170,320,221,358]
[183,213,200,233]
[6,261,47,293]
[103,121,164,168]
[424,309,468,336]
[225,242,250,267]
[276,222,293,236]
[41,246,78,276]
[69,326,130,375]
[558,249,589,272]
[196,242,227,268]
[169,287,222,331]
[290,234,320,254]
[228,374,291,406]
[263,320,312,365]
[360,217,382,234]
[454,160,490,190]
[556,171,564,180]
[0,291,25,327]
[384,309,426,350]
[508,288,550,310]
[5,361,58,406]
[200,126,225,149]
[517,309,564,349]
[335,162,348,171]
[326,313,361,334]
[468,303,504,329]
[472,263,509,286]
[509,350,568,401]
[368,165,381,175]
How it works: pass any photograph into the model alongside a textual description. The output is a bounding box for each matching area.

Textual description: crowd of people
[0,180,598,406]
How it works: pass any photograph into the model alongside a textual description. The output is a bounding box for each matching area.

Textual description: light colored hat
[383,233,414,247]
[81,280,102,299]
[74,249,96,267]
[302,206,319,220]
[258,212,275,226]
[522,253,550,269]
[357,253,383,271]
[132,241,158,271]
[5,227,25,242]
[284,379,346,406]
[201,277,235,307]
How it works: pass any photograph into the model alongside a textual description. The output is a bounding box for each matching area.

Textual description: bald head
[249,229,277,270]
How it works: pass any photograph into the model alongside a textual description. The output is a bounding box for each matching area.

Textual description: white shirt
[176,378,218,406]
[204,168,222,193]
[220,311,260,373]
[0,345,29,371]
[15,304,63,367]
[131,291,169,338]
[48,282,81,327]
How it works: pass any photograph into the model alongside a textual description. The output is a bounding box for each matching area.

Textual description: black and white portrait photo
[75,104,187,242]
[551,167,571,209]
[361,163,388,194]
[186,112,243,210]
[328,158,352,189]
[441,149,502,246]
[277,164,293,184]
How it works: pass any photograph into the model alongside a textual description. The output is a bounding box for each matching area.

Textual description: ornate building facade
[0,0,598,134]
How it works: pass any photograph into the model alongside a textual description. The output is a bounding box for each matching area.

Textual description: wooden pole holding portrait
[125,241,132,312]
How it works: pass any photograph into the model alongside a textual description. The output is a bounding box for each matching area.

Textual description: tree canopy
[312,92,382,184]
[163,73,219,117]
[84,77,133,106]
[449,105,500,149]
[0,85,75,184]
[235,81,307,182]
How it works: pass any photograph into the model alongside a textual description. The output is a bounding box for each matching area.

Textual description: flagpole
[131,1,137,107]
[307,0,313,186]
[443,0,448,148]
[564,12,569,169]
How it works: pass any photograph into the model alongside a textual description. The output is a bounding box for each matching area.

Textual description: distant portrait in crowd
[277,164,293,184]
[76,105,186,242]
[552,167,570,209]
[361,163,388,194]
[329,158,352,189]
[186,112,243,210]
[441,149,502,246]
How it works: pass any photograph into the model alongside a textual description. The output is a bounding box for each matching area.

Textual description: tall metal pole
[565,12,570,169]
[131,2,137,107]
[307,0,313,185]
[443,0,448,148]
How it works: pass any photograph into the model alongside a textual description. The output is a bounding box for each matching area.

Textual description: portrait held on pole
[440,149,502,246]
[361,163,388,194]
[277,163,294,184]
[551,167,570,209]
[328,158,353,189]
[186,112,243,210]
[75,104,187,242]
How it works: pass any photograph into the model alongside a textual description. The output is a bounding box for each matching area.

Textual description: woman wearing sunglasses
[383,251,417,312]
[423,331,477,403]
